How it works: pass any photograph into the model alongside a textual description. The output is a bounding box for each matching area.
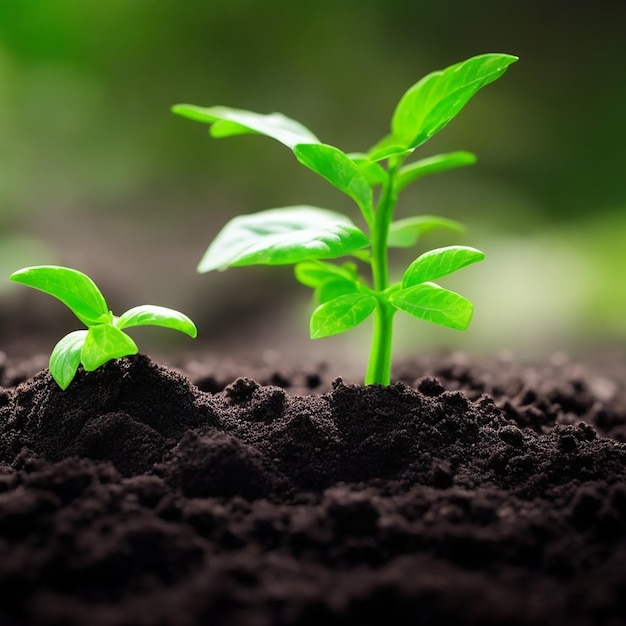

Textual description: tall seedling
[173,53,517,384]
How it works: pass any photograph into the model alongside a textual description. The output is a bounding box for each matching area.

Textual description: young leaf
[81,324,138,372]
[10,266,110,327]
[293,144,373,220]
[294,260,358,288]
[315,278,361,305]
[395,151,476,193]
[390,283,474,330]
[171,105,319,150]
[115,305,198,337]
[367,135,414,162]
[388,216,465,249]
[348,154,388,187]
[310,293,377,339]
[402,246,485,287]
[197,206,370,272]
[391,53,518,150]
[49,330,88,390]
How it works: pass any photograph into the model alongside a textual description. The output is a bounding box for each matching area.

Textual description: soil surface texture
[0,351,625,625]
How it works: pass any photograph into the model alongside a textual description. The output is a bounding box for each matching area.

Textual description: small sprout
[173,53,517,385]
[10,265,197,389]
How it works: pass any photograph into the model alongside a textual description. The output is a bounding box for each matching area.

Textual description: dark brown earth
[0,350,625,625]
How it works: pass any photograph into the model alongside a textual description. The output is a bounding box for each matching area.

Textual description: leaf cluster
[10,266,197,389]
[172,53,517,383]
[298,245,485,339]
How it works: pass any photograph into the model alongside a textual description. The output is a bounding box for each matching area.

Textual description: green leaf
[115,305,198,337]
[294,144,373,220]
[390,283,474,330]
[402,246,485,287]
[295,259,363,302]
[367,135,414,162]
[80,324,138,372]
[388,216,465,248]
[391,53,518,150]
[49,330,88,390]
[171,104,319,149]
[348,153,389,187]
[310,293,377,338]
[294,260,358,288]
[10,265,110,327]
[315,278,361,305]
[197,206,370,272]
[395,151,476,193]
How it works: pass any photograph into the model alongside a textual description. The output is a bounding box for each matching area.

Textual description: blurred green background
[1,0,625,367]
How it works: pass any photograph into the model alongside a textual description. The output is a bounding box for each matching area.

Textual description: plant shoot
[10,266,197,389]
[173,53,517,385]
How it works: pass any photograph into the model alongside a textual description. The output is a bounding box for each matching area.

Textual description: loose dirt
[1,352,625,625]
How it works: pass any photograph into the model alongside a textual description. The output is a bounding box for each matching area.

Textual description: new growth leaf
[10,266,197,389]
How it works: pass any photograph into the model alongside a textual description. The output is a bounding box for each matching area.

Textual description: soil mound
[1,352,625,625]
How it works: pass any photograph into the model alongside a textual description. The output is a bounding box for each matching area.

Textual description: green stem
[365,302,395,385]
[365,166,399,385]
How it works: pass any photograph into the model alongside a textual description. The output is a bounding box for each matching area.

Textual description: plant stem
[365,167,398,385]
[365,302,395,385]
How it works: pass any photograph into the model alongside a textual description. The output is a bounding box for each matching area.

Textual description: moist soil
[0,350,625,626]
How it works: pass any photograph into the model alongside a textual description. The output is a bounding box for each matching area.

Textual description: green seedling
[10,265,197,389]
[173,53,517,385]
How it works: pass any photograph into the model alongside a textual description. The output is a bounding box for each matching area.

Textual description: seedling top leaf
[174,53,517,385]
[10,266,197,389]
[12,265,111,327]
[390,54,516,151]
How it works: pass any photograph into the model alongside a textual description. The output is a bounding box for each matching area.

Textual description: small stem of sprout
[365,301,395,385]
[365,165,399,385]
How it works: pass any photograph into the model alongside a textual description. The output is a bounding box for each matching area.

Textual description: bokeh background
[1,0,625,369]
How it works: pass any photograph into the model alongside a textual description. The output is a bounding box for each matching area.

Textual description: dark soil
[1,350,625,625]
